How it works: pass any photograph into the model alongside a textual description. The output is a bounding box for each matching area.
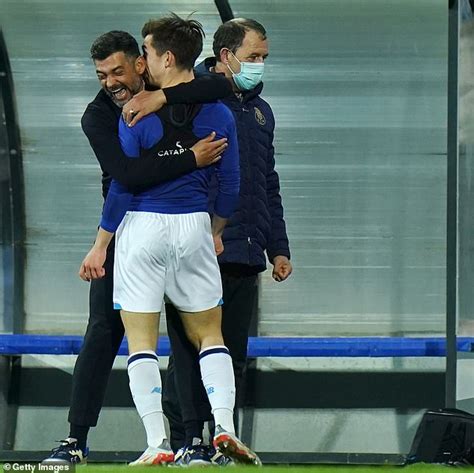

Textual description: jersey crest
[254,106,266,126]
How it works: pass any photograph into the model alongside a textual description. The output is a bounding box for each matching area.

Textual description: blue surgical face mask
[227,51,265,91]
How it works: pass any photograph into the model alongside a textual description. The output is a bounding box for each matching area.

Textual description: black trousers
[162,270,258,450]
[68,243,124,427]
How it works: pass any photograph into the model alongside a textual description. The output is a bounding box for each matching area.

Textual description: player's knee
[183,327,223,352]
[179,306,224,350]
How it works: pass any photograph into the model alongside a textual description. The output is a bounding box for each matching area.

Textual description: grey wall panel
[14,406,148,451]
[0,0,222,333]
[230,0,448,336]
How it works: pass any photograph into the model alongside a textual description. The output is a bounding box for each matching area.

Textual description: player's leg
[178,307,260,465]
[178,306,234,428]
[114,212,173,466]
[121,310,173,466]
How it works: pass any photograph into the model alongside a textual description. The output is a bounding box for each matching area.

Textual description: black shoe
[174,438,212,467]
[210,448,236,466]
[42,438,88,465]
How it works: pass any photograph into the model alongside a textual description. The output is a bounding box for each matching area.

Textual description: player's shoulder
[121,112,162,136]
[120,112,164,151]
[135,111,162,128]
[201,102,235,126]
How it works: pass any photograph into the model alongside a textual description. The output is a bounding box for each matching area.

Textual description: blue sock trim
[199,347,230,360]
[127,352,158,366]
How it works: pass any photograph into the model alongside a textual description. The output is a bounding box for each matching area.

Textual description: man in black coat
[43,30,232,465]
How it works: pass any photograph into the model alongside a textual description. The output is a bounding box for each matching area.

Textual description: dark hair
[142,13,204,70]
[212,18,266,58]
[90,30,140,61]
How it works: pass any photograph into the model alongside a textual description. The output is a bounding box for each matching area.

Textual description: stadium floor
[78,465,468,472]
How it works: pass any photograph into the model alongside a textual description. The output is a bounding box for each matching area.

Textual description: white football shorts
[113,211,222,313]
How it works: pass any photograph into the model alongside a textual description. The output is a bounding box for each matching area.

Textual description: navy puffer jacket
[197,58,290,273]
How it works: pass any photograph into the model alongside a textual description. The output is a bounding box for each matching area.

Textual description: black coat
[197,59,290,272]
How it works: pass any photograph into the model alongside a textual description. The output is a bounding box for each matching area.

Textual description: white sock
[199,345,235,434]
[127,350,166,448]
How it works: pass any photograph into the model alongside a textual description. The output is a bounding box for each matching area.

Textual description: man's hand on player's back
[191,131,226,167]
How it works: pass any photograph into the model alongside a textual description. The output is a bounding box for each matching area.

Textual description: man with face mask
[149,18,293,466]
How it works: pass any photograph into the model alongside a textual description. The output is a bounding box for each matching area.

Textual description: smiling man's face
[94,51,145,107]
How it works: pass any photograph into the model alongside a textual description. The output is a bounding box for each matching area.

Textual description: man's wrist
[156,89,167,105]
[160,86,173,104]
[95,227,114,250]
[211,214,227,237]
[272,254,289,264]
[93,241,108,251]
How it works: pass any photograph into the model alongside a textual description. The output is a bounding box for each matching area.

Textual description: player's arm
[211,215,228,256]
[211,114,240,255]
[213,114,240,219]
[78,178,131,282]
[123,74,232,126]
[265,118,292,282]
[81,105,225,194]
[79,227,114,281]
